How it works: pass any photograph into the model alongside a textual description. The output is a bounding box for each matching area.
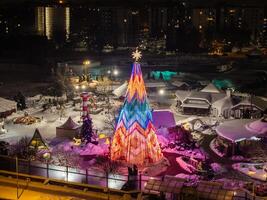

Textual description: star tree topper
[132,49,142,62]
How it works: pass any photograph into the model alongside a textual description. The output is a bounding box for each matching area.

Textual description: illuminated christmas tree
[111,49,163,165]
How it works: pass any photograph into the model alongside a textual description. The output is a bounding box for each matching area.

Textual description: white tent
[56,117,81,139]
[0,97,17,118]
[112,81,128,97]
[201,83,221,93]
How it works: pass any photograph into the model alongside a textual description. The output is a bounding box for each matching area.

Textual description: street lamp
[113,69,119,76]
[83,59,90,75]
[158,89,165,95]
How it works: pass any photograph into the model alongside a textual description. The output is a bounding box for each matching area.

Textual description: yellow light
[75,85,79,90]
[81,85,86,89]
[99,133,107,139]
[132,49,142,62]
[83,60,91,65]
[59,0,63,4]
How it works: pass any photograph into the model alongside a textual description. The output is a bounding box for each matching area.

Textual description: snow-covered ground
[0,101,113,144]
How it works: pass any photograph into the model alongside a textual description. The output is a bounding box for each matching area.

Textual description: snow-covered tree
[80,115,93,143]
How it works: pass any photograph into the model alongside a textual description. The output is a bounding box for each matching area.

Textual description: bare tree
[8,136,33,159]
[51,146,82,168]
[104,107,117,134]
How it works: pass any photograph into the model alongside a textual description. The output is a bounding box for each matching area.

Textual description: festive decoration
[111,55,163,165]
[80,114,93,143]
[132,49,142,62]
[28,129,49,150]
[80,92,89,118]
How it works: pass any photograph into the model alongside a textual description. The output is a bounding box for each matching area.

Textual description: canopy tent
[0,97,17,118]
[56,117,81,139]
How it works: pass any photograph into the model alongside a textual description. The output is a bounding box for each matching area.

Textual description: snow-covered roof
[246,119,267,135]
[186,92,212,104]
[181,103,210,109]
[175,90,191,102]
[231,97,267,111]
[216,119,263,142]
[0,97,17,113]
[145,81,167,88]
[152,110,176,129]
[201,83,221,93]
[57,117,80,130]
[172,81,189,88]
[113,81,128,97]
[212,96,233,115]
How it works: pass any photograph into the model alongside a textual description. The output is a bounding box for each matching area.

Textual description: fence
[0,154,264,200]
[0,154,156,191]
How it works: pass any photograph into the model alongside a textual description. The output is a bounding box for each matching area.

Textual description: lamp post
[83,59,90,76]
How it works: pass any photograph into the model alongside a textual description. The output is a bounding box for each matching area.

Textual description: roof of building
[212,96,233,115]
[152,110,176,129]
[216,119,265,142]
[246,118,267,134]
[172,81,189,88]
[201,83,221,93]
[0,97,17,113]
[57,117,80,130]
[187,91,212,103]
[113,81,128,97]
[231,96,267,111]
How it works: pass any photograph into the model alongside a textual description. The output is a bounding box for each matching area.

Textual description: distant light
[83,60,91,65]
[159,89,165,95]
[59,0,63,4]
[123,19,127,23]
[113,70,119,76]
[107,70,111,74]
[75,85,79,90]
[81,85,86,89]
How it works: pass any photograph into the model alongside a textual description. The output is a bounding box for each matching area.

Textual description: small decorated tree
[80,115,93,143]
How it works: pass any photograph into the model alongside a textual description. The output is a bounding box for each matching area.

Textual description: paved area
[0,174,133,200]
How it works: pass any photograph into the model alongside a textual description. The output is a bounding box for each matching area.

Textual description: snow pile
[176,157,196,174]
[80,143,109,156]
[163,148,206,160]
[142,157,170,176]
[210,163,224,174]
[157,135,170,148]
[175,173,200,183]
[231,155,245,161]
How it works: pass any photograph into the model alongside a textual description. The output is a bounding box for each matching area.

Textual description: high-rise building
[192,8,216,32]
[35,6,70,41]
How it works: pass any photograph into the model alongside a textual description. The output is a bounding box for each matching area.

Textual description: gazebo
[214,118,267,156]
[56,117,81,139]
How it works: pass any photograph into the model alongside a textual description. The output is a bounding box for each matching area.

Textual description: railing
[0,154,157,191]
[0,154,265,200]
